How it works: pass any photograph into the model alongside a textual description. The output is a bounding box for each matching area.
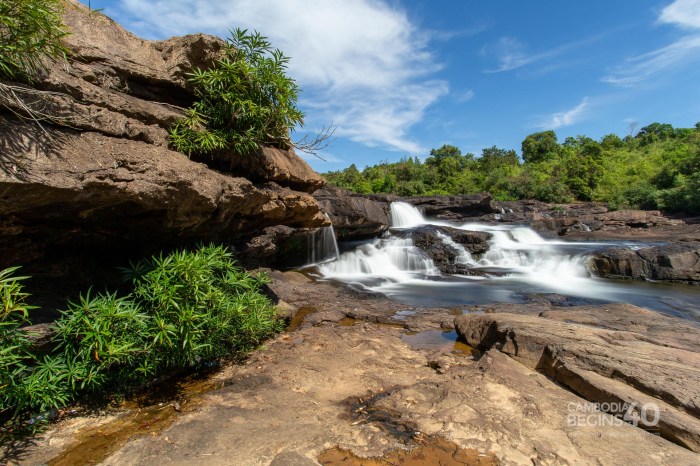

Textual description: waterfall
[308,201,700,319]
[318,237,438,279]
[389,202,426,228]
[315,201,596,288]
[435,231,476,265]
[308,217,340,264]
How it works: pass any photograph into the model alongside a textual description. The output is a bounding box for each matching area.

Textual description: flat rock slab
[15,313,697,465]
[455,304,700,452]
[99,324,700,465]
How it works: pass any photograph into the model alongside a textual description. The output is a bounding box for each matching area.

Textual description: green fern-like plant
[169,28,304,156]
[0,0,69,81]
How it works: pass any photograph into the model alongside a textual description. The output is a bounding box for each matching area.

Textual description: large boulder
[589,243,700,283]
[403,193,495,220]
[392,225,491,274]
[455,304,700,452]
[314,186,390,240]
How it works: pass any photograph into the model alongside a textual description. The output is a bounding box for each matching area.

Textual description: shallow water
[311,202,700,323]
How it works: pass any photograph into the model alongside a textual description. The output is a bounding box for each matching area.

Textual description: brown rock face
[0,117,326,265]
[589,243,700,283]
[0,1,328,279]
[219,146,325,194]
[314,186,391,240]
[455,305,700,452]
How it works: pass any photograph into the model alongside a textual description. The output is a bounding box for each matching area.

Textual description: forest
[324,123,700,214]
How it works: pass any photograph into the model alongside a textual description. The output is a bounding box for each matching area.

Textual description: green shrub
[1,245,281,427]
[0,267,40,418]
[0,0,69,81]
[124,244,280,369]
[169,28,304,156]
[54,291,150,392]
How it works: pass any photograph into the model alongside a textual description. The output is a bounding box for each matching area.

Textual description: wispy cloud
[604,0,700,86]
[430,21,492,42]
[482,33,611,74]
[602,35,700,85]
[456,89,475,102]
[107,0,448,153]
[536,97,590,129]
[482,37,541,73]
[659,0,700,29]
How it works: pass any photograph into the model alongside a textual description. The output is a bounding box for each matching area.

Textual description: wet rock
[403,193,495,220]
[392,226,491,274]
[314,186,391,240]
[589,243,700,283]
[455,304,700,452]
[238,225,322,268]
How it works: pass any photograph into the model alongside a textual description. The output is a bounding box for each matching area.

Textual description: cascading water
[435,231,476,266]
[309,202,700,321]
[390,202,426,228]
[318,237,438,280]
[308,216,340,264]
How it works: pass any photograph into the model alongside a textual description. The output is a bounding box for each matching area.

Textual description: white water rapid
[311,202,700,321]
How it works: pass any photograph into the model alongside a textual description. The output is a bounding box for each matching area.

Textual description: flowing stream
[310,202,700,322]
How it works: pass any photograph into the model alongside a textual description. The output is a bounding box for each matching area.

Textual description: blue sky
[83,0,700,172]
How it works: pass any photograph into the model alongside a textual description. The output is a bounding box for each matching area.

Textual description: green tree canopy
[426,144,462,165]
[521,130,560,164]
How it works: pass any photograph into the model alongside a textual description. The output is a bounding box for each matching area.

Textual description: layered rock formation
[491,201,697,241]
[589,242,700,283]
[313,186,391,240]
[456,304,700,452]
[0,1,327,279]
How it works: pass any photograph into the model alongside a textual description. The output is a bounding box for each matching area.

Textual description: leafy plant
[169,28,305,156]
[1,246,281,427]
[0,0,69,81]
[0,267,37,418]
[54,290,150,392]
[124,244,280,369]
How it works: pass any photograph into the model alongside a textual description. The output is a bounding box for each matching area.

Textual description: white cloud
[107,0,448,153]
[536,97,590,129]
[604,0,700,86]
[602,35,700,85]
[659,0,700,29]
[482,37,537,73]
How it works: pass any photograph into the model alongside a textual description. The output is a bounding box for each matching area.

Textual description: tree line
[323,122,700,214]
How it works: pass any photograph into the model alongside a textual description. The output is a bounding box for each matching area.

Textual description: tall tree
[521,130,560,164]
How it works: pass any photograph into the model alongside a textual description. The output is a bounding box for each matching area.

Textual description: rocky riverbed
[7,272,699,466]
